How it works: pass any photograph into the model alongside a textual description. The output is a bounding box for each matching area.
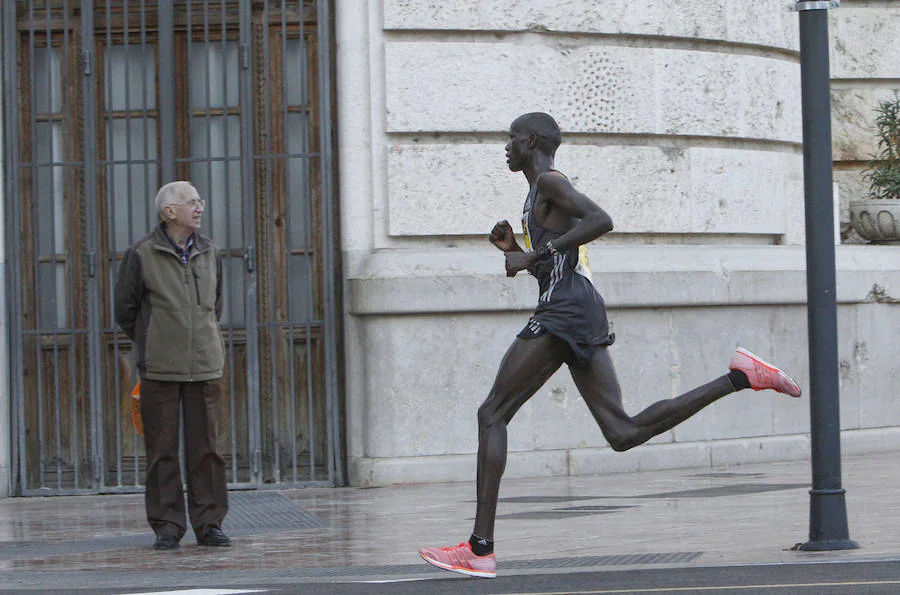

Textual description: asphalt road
[11,559,900,594]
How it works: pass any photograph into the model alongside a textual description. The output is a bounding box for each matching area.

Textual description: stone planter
[849,199,900,244]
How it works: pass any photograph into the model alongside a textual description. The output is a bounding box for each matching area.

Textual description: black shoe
[153,534,180,550]
[197,527,232,547]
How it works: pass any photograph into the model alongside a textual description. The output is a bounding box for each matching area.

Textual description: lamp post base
[796,538,860,551]
[798,488,859,551]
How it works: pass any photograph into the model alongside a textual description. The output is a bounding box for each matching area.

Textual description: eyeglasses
[169,198,206,210]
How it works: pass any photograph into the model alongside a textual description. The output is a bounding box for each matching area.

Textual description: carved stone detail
[850,199,900,244]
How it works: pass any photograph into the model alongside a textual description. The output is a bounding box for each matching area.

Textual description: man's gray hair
[155,181,193,219]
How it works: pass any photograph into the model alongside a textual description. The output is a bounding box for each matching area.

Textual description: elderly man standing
[115,181,231,550]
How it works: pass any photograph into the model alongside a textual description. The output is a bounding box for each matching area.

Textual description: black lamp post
[794,0,858,551]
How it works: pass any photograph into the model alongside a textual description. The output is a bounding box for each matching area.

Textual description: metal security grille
[2,0,343,495]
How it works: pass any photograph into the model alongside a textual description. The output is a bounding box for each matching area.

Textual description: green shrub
[863,96,900,200]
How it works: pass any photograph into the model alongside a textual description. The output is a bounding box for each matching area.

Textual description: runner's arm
[537,172,613,252]
[502,173,612,276]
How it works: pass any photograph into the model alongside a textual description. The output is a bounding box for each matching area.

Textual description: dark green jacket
[114,223,225,382]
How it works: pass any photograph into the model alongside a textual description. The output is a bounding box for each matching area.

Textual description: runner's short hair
[511,112,562,154]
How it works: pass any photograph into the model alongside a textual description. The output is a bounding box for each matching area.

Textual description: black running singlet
[516,171,614,363]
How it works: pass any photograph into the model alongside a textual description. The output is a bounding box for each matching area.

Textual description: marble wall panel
[384,43,801,141]
[387,144,803,237]
[830,5,900,79]
[384,0,798,50]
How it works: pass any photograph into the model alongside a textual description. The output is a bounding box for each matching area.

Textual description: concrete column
[335,0,376,481]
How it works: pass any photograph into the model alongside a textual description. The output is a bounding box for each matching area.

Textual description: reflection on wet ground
[0,451,896,577]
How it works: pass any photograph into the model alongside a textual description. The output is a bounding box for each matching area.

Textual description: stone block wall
[830,1,900,238]
[336,0,900,487]
[378,0,804,246]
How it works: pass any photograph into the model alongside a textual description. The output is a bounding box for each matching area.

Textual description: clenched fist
[489,220,517,252]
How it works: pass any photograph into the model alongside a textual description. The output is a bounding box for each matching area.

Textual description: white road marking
[118,589,268,595]
[351,578,436,584]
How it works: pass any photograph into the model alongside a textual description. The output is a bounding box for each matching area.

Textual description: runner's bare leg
[473,333,570,540]
[570,347,736,452]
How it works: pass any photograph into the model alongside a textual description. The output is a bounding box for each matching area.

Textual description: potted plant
[850,96,900,244]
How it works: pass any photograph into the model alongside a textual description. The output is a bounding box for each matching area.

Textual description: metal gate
[2,0,343,495]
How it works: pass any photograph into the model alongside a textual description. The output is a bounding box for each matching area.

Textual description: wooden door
[7,0,339,494]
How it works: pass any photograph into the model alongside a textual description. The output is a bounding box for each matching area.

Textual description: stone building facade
[336,0,900,486]
[0,1,898,495]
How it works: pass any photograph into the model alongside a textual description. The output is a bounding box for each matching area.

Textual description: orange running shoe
[729,347,801,398]
[418,541,497,579]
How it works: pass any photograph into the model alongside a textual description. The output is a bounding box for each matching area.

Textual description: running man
[418,112,801,579]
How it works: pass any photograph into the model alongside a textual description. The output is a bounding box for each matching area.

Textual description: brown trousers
[140,378,228,540]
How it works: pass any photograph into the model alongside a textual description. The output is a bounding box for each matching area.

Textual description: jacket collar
[150,221,213,256]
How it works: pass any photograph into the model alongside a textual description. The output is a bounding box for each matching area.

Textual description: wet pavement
[0,450,898,591]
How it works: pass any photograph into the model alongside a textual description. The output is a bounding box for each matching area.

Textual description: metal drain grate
[226,491,325,530]
[506,551,703,569]
[0,492,325,561]
[254,551,706,577]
